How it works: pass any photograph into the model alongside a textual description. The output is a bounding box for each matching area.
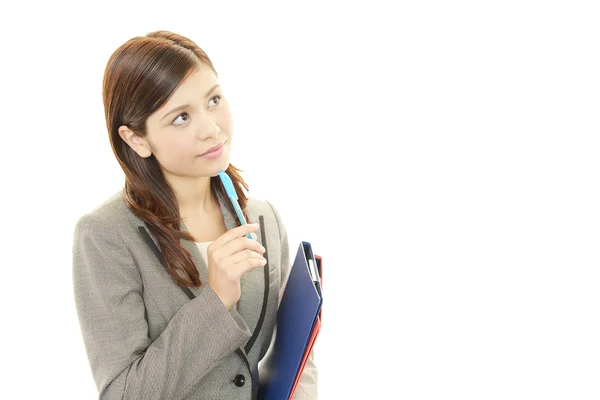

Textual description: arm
[72,213,252,400]
[267,201,319,400]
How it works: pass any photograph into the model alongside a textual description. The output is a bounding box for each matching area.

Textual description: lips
[201,142,225,156]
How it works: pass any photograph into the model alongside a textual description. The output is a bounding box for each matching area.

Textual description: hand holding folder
[258,242,323,400]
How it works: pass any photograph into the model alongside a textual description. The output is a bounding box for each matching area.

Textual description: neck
[166,175,218,218]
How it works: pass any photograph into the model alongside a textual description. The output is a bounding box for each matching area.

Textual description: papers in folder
[258,241,323,400]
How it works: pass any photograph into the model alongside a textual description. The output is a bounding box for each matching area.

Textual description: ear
[118,125,152,158]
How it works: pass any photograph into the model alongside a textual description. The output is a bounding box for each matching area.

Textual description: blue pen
[218,170,255,240]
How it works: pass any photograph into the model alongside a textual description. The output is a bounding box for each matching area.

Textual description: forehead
[165,66,218,105]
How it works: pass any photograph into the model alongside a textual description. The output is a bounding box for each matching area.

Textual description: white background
[1,1,599,399]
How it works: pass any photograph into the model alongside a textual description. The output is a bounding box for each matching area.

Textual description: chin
[208,159,231,176]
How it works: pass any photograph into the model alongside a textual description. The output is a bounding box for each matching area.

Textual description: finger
[232,257,268,276]
[222,236,265,257]
[231,249,266,265]
[213,223,260,248]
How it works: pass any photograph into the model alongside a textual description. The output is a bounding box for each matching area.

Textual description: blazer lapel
[137,189,267,346]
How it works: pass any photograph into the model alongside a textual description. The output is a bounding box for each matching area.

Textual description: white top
[194,241,213,259]
[194,241,238,312]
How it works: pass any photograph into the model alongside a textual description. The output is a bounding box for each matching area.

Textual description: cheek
[216,105,233,134]
[155,134,193,161]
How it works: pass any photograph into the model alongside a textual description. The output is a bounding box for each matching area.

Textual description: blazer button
[234,374,246,387]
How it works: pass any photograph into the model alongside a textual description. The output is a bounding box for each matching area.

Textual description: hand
[207,223,266,310]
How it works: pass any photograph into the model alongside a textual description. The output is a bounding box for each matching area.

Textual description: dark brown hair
[102,30,249,287]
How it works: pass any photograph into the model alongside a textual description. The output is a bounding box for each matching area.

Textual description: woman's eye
[171,96,221,126]
[208,95,221,107]
[172,112,190,126]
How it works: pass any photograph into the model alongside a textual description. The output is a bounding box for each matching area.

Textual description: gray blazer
[72,189,306,400]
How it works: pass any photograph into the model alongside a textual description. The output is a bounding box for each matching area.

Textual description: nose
[196,118,220,140]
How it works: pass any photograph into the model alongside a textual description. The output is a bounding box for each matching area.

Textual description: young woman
[72,30,318,400]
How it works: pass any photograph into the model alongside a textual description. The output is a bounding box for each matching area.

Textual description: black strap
[244,215,270,354]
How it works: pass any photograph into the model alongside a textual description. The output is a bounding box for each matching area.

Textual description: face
[119,64,233,180]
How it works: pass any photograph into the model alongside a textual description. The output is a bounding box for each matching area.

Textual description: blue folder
[258,241,323,400]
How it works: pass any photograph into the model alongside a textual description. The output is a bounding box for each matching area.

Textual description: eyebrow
[160,84,221,122]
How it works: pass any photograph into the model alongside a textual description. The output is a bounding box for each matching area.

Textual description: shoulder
[74,189,141,236]
[246,195,285,224]
[245,195,287,239]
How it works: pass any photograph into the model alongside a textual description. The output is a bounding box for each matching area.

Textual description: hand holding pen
[204,170,262,310]
[206,223,266,310]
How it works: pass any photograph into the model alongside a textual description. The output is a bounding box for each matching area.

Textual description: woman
[72,30,318,400]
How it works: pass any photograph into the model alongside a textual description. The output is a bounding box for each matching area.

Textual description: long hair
[102,30,249,287]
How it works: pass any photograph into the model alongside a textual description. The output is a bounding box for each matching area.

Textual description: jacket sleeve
[72,213,252,400]
[267,201,319,400]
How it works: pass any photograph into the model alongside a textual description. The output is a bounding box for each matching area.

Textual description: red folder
[289,255,323,399]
